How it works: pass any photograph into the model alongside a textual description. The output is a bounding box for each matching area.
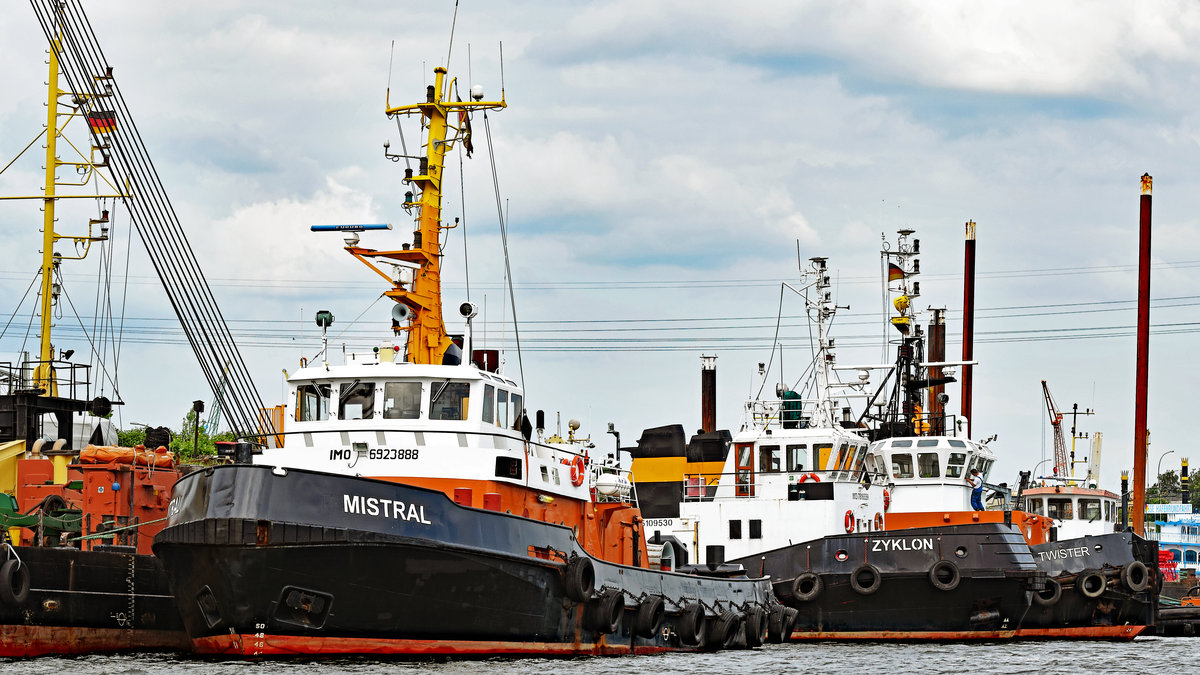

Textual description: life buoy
[873,512,885,531]
[883,488,891,511]
[844,510,855,533]
[300,357,308,368]
[569,455,586,486]
[798,472,821,483]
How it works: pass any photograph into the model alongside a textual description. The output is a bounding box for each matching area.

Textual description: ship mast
[348,67,505,365]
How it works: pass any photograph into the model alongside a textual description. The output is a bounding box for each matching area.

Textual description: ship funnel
[700,355,717,433]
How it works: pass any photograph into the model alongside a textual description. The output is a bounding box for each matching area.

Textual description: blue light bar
[310,223,393,232]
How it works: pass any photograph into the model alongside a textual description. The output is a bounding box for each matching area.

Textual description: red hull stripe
[193,634,694,656]
[0,625,190,657]
[789,625,1145,641]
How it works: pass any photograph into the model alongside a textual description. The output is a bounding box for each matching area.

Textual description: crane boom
[1041,380,1068,477]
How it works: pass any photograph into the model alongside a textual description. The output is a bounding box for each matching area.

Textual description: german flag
[87,111,116,134]
[887,262,905,281]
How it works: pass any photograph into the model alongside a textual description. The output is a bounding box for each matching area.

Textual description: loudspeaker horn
[391,303,411,322]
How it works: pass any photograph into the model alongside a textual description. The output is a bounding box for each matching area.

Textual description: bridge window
[510,394,523,429]
[1104,501,1113,522]
[729,519,742,540]
[296,383,330,422]
[482,384,495,423]
[892,453,915,479]
[947,439,966,448]
[1048,498,1073,520]
[917,452,940,478]
[946,452,966,478]
[382,381,422,420]
[496,390,509,427]
[1079,499,1101,522]
[759,445,781,473]
[339,381,375,420]
[430,381,471,421]
[786,444,806,472]
[917,439,939,448]
[1027,498,1045,515]
[815,443,832,471]
[891,440,913,448]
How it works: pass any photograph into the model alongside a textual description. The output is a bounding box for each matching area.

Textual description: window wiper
[431,378,452,404]
[339,379,361,404]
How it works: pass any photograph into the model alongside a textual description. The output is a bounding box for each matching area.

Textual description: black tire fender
[1033,577,1062,607]
[1076,569,1106,599]
[633,595,665,638]
[0,559,30,606]
[744,605,767,647]
[1122,561,1150,593]
[590,588,624,634]
[678,602,706,646]
[766,604,787,643]
[849,563,882,595]
[928,560,961,592]
[708,609,743,650]
[792,572,823,602]
[564,556,595,603]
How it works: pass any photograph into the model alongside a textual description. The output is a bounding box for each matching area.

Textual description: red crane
[1041,380,1067,477]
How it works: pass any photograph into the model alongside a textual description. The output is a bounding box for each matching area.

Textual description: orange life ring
[844,510,855,534]
[883,489,891,511]
[874,512,885,531]
[798,472,820,483]
[300,357,308,367]
[570,455,586,486]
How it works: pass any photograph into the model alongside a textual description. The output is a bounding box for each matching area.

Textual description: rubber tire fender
[678,603,706,646]
[1122,561,1150,593]
[633,595,665,638]
[744,605,767,648]
[708,609,743,650]
[564,557,595,603]
[1076,569,1107,599]
[849,563,882,595]
[792,572,823,602]
[590,588,624,634]
[928,560,961,592]
[1033,577,1062,607]
[0,559,30,606]
[766,604,787,643]
[782,607,800,639]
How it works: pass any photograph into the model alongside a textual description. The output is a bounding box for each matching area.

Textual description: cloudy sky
[1,1,1198,492]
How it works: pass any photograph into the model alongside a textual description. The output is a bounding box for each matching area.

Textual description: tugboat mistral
[152,55,788,656]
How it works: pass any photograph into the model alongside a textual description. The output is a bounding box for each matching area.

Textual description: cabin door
[735,443,755,497]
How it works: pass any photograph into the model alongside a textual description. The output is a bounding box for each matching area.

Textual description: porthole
[954,546,968,558]
[835,549,849,562]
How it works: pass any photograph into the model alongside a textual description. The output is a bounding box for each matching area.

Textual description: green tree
[1148,469,1181,504]
[116,408,237,462]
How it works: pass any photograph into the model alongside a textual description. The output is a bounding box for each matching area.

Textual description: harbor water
[1,638,1191,675]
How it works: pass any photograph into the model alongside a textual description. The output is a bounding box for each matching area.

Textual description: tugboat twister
[153,64,782,656]
[857,226,1155,638]
[631,257,1047,640]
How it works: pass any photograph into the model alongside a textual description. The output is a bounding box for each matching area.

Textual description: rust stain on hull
[0,625,190,658]
[789,625,1145,641]
[193,634,697,656]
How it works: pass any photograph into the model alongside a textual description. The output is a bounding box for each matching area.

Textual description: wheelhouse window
[917,452,940,478]
[814,443,833,471]
[917,439,939,448]
[339,381,375,420]
[430,380,471,421]
[1048,498,1073,520]
[892,453,915,479]
[1027,498,1044,515]
[786,444,806,472]
[510,394,523,429]
[296,383,330,422]
[496,390,509,427]
[759,445,781,473]
[852,445,867,472]
[382,381,422,420]
[945,452,967,478]
[1079,499,1101,522]
[482,384,495,424]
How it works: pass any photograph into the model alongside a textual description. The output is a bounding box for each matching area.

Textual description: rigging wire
[483,111,525,388]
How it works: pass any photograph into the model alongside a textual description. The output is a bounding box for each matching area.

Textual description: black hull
[153,465,779,656]
[728,523,1046,638]
[1025,532,1158,630]
[0,546,189,657]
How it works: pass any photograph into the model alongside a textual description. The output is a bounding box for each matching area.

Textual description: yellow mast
[348,66,504,365]
[1,32,120,393]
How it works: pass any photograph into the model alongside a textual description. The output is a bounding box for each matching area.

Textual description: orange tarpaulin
[80,444,175,468]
